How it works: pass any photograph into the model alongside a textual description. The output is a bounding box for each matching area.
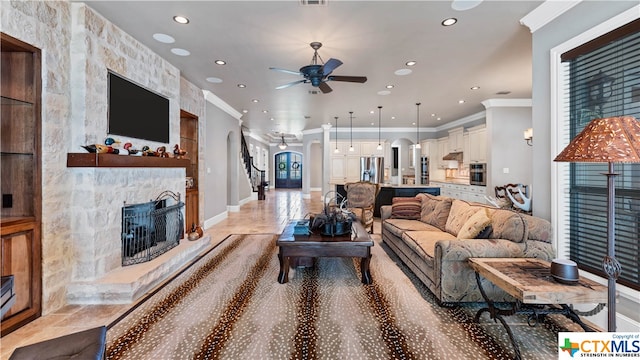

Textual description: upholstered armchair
[344,181,380,233]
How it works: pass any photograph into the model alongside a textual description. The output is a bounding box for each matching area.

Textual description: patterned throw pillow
[390,196,422,219]
[457,208,492,239]
[420,194,453,231]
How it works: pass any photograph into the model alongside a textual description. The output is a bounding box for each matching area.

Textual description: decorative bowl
[550,259,579,284]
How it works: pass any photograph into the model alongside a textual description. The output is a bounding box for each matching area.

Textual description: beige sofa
[381,193,555,305]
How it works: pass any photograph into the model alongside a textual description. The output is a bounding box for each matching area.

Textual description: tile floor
[0,189,339,359]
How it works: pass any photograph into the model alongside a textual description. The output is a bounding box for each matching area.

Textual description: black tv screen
[108,71,170,143]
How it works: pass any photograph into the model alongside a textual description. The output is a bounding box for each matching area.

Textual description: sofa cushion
[383,218,440,238]
[457,208,492,239]
[390,196,421,219]
[444,200,480,236]
[521,214,552,243]
[489,209,528,243]
[417,194,453,231]
[402,230,457,268]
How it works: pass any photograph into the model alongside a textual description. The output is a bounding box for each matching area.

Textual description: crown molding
[481,99,532,109]
[520,0,582,33]
[202,90,243,121]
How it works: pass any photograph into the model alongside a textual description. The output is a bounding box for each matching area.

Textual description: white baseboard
[204,211,228,229]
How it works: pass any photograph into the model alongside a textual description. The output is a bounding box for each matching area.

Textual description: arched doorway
[274,152,302,188]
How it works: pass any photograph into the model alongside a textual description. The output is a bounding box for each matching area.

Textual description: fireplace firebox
[121,191,184,266]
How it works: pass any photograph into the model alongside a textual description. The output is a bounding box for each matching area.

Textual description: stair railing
[240,132,267,200]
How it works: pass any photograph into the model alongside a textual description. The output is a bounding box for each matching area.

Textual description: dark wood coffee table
[277,219,374,284]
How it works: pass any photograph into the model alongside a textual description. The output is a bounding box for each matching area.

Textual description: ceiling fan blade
[269,67,302,76]
[320,58,343,76]
[318,82,333,94]
[275,79,306,90]
[327,75,368,83]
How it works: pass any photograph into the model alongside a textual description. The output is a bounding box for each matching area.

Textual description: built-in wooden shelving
[66,153,190,168]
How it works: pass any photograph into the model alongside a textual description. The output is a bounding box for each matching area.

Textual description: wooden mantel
[67,153,190,168]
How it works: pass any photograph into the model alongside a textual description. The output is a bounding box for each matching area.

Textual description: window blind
[562,25,640,291]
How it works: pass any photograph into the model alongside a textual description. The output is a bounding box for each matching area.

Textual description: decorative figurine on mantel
[156,146,168,158]
[173,144,187,159]
[123,142,141,155]
[81,144,109,153]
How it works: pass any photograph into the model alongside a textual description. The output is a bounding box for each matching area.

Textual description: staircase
[241,132,267,200]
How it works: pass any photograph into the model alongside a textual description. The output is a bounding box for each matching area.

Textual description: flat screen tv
[108,71,170,143]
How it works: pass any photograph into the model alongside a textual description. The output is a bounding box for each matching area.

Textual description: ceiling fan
[269,42,367,94]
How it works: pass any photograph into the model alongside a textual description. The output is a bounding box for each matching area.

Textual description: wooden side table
[468,258,607,360]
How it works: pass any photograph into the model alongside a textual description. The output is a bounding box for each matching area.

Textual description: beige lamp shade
[554,116,640,163]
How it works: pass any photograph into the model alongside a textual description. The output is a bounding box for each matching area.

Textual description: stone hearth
[67,234,211,304]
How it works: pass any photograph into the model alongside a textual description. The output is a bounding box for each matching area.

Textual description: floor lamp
[554,115,640,332]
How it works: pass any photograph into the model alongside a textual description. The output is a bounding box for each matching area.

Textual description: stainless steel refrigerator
[360,157,384,183]
[420,156,429,184]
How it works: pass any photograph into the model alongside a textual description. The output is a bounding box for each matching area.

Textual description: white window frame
[550,5,640,305]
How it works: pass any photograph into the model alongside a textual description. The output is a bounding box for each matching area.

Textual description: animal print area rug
[106,233,581,359]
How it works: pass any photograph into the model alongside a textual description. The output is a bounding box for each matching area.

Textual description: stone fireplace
[65,165,209,304]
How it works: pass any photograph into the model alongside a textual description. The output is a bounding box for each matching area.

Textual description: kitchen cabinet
[448,127,464,153]
[360,142,383,156]
[330,155,361,183]
[437,137,449,168]
[462,133,470,167]
[1,33,42,335]
[468,125,487,163]
[431,182,487,204]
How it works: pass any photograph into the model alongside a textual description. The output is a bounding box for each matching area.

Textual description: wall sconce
[523,128,533,146]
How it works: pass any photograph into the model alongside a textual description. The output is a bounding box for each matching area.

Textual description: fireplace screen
[121,191,184,266]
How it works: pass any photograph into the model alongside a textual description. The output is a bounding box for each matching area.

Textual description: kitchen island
[335,184,441,217]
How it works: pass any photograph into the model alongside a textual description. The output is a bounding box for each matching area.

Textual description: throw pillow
[390,196,421,219]
[420,196,453,231]
[457,208,492,239]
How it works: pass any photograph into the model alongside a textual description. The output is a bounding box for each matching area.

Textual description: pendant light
[415,102,421,149]
[377,106,383,150]
[348,111,354,152]
[334,116,339,153]
[278,135,287,150]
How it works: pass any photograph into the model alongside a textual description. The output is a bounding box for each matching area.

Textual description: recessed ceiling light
[242,109,248,113]
[214,60,226,65]
[386,85,394,89]
[405,61,417,66]
[437,117,442,121]
[377,90,391,95]
[262,110,268,113]
[371,122,375,126]
[442,18,458,26]
[173,16,189,24]
[170,48,190,56]
[152,33,175,44]
[252,99,259,103]
[394,69,412,76]
[412,122,416,126]
[458,99,465,104]
[270,117,275,121]
[431,113,436,117]
[470,86,480,90]
[237,84,246,88]
[206,77,222,83]
[391,116,396,120]
[370,110,375,114]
